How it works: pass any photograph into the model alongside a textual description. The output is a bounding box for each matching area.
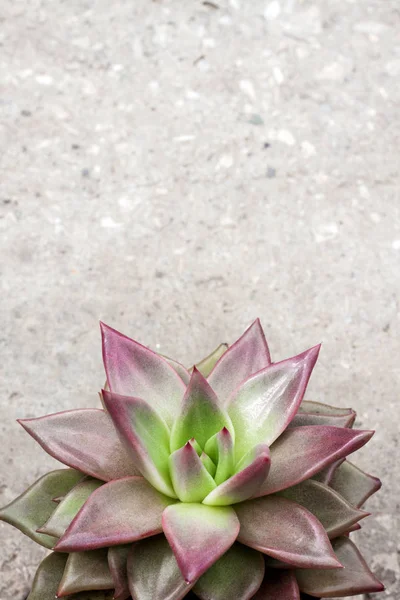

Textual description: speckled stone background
[0,0,399,598]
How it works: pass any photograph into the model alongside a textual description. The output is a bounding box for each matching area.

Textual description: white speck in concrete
[186,89,200,100]
[385,60,400,77]
[239,79,256,100]
[277,129,296,146]
[313,222,339,243]
[173,135,196,142]
[273,66,284,85]
[219,15,233,26]
[370,212,381,223]
[318,62,345,81]
[19,69,33,79]
[203,38,216,48]
[112,64,124,72]
[359,184,369,199]
[353,21,389,35]
[379,87,388,99]
[301,141,316,158]
[216,154,234,170]
[392,240,400,251]
[173,247,186,255]
[264,1,281,20]
[101,217,123,228]
[36,74,53,85]
[229,0,241,8]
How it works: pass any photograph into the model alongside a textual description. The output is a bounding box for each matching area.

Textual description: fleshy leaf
[256,426,374,496]
[228,346,320,460]
[101,322,185,426]
[108,545,131,600]
[311,458,345,485]
[278,479,368,539]
[195,343,228,377]
[162,354,191,385]
[296,536,384,596]
[39,478,103,538]
[19,409,140,481]
[170,368,233,453]
[103,390,176,497]
[208,319,271,406]
[204,427,235,485]
[57,549,113,596]
[0,469,83,548]
[236,496,342,569]
[329,460,382,508]
[127,534,194,600]
[27,552,68,600]
[162,503,240,583]
[253,568,300,600]
[203,445,270,506]
[55,476,175,552]
[169,442,216,502]
[200,452,217,477]
[194,543,265,600]
[299,401,355,417]
[289,411,355,429]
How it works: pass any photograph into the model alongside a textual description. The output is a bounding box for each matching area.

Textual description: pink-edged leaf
[329,460,382,508]
[195,343,229,378]
[289,411,355,429]
[127,535,195,600]
[208,319,271,406]
[204,427,235,485]
[236,496,342,569]
[55,476,175,552]
[296,536,384,596]
[103,390,176,497]
[203,445,270,506]
[256,426,374,496]
[278,479,368,539]
[57,549,113,596]
[101,322,186,426]
[162,354,191,385]
[169,442,216,502]
[228,346,320,460]
[170,368,233,453]
[252,568,300,600]
[27,552,68,600]
[345,522,362,534]
[19,409,140,482]
[108,545,131,600]
[0,469,83,549]
[311,458,345,485]
[194,543,265,600]
[299,401,355,417]
[162,503,240,583]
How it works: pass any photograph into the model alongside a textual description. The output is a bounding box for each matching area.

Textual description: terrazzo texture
[0,1,399,598]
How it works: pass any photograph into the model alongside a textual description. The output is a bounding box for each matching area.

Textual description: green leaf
[58,549,114,596]
[169,443,216,502]
[0,469,83,548]
[195,343,228,377]
[27,552,68,600]
[204,428,234,485]
[200,452,217,477]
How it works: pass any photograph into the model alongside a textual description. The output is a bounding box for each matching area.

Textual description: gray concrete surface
[0,1,399,598]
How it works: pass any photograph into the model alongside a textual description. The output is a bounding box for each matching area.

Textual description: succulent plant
[1,320,384,599]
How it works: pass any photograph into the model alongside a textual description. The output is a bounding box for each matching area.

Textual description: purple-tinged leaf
[203,446,270,506]
[26,552,68,600]
[278,479,368,539]
[170,368,233,453]
[169,442,216,502]
[101,322,186,426]
[311,458,345,485]
[208,319,271,405]
[0,469,83,548]
[289,411,355,429]
[252,568,300,600]
[108,545,131,600]
[55,476,175,552]
[162,354,191,385]
[228,346,320,460]
[299,401,354,417]
[194,543,265,600]
[236,496,342,569]
[128,535,195,600]
[345,522,362,535]
[38,478,103,538]
[329,460,382,508]
[57,549,113,596]
[103,390,176,497]
[19,409,140,482]
[195,343,228,378]
[162,503,240,583]
[205,427,235,485]
[256,426,374,496]
[296,536,384,596]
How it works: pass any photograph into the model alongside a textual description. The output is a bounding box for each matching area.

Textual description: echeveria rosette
[0,320,384,600]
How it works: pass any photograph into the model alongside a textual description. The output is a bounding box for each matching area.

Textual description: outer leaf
[296,536,384,596]
[108,545,131,600]
[57,549,113,596]
[170,368,233,453]
[19,409,140,481]
[228,346,320,460]
[101,322,185,426]
[195,343,228,378]
[55,476,175,552]
[169,442,216,502]
[289,411,355,429]
[299,401,354,416]
[0,469,82,548]
[39,478,103,538]
[128,534,195,600]
[311,458,344,485]
[278,479,368,539]
[256,426,374,496]
[236,496,342,569]
[27,552,68,600]
[329,460,382,508]
[253,568,300,600]
[162,503,240,583]
[203,446,270,506]
[194,543,265,600]
[208,319,271,405]
[103,390,176,497]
